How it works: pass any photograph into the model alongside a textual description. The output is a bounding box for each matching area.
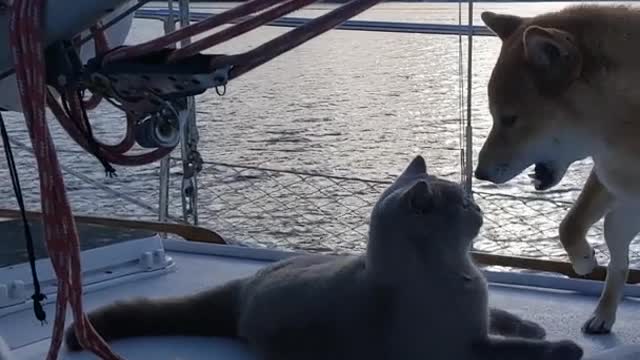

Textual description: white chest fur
[593,153,640,203]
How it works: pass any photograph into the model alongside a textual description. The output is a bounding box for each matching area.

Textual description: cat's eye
[501,115,518,127]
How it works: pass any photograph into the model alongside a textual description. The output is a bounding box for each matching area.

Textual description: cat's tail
[64,280,242,351]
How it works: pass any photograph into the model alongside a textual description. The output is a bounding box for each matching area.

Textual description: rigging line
[7,136,186,224]
[157,0,176,227]
[464,0,474,194]
[457,0,465,186]
[183,157,394,184]
[0,112,47,324]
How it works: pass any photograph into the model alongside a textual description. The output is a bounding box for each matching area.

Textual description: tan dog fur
[475,4,640,335]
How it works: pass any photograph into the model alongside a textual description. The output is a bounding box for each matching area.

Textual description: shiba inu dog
[475,4,640,334]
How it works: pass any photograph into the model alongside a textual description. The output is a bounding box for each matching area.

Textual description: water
[2,1,638,265]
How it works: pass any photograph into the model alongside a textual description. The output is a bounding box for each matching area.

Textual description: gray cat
[65,155,583,360]
[0,336,12,360]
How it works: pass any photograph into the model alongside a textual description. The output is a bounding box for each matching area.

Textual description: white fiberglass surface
[1,241,639,359]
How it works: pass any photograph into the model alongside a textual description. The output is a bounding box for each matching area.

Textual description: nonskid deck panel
[0,240,639,359]
[0,219,157,268]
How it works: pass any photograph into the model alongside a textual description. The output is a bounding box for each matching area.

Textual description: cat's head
[370,155,483,251]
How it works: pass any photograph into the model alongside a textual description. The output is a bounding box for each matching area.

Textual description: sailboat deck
[1,238,640,359]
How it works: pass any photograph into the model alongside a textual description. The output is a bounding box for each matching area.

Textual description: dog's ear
[482,11,523,41]
[523,25,582,96]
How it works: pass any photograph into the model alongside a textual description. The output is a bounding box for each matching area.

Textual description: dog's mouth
[528,162,558,191]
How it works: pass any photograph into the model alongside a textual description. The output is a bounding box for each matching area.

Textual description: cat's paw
[547,340,583,360]
[581,311,615,335]
[517,319,546,339]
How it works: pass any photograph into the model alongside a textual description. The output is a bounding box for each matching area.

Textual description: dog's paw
[581,311,615,335]
[517,320,546,339]
[547,340,584,360]
[569,247,598,276]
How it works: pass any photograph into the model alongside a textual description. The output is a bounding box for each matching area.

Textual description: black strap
[0,113,47,324]
[76,89,116,177]
[58,89,116,177]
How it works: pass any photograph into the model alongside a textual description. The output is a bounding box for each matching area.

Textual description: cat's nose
[473,202,482,213]
[474,168,490,181]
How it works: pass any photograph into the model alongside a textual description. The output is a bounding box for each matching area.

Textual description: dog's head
[475,11,592,191]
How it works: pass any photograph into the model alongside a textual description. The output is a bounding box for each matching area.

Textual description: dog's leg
[582,205,638,334]
[560,170,613,275]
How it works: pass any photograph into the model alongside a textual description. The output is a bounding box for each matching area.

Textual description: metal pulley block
[133,96,193,149]
[134,105,180,149]
[83,48,230,117]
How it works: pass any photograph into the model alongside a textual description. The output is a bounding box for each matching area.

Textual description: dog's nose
[474,168,490,181]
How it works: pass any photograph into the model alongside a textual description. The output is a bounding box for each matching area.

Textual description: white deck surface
[1,240,640,359]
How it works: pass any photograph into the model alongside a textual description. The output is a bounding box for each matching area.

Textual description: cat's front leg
[489,307,546,339]
[474,336,583,360]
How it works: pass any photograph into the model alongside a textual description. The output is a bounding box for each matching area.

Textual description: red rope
[212,0,385,80]
[104,0,383,82]
[104,0,287,63]
[51,89,173,165]
[5,1,384,359]
[82,25,108,110]
[166,0,318,63]
[44,23,172,168]
[47,91,138,156]
[9,0,123,358]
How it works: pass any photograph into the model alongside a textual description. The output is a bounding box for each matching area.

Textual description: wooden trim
[3,208,639,284]
[472,251,640,284]
[0,209,226,245]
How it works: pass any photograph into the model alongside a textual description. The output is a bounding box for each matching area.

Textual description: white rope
[458,0,466,186]
[464,0,474,194]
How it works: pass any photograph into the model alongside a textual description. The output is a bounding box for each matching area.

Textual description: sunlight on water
[1,1,639,265]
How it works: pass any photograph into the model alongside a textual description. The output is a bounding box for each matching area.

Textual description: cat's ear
[404,180,433,213]
[399,155,427,180]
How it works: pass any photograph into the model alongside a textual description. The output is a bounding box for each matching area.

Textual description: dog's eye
[501,115,518,127]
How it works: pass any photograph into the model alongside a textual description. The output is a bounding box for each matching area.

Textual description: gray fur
[65,155,583,360]
[0,336,13,360]
[489,307,546,339]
